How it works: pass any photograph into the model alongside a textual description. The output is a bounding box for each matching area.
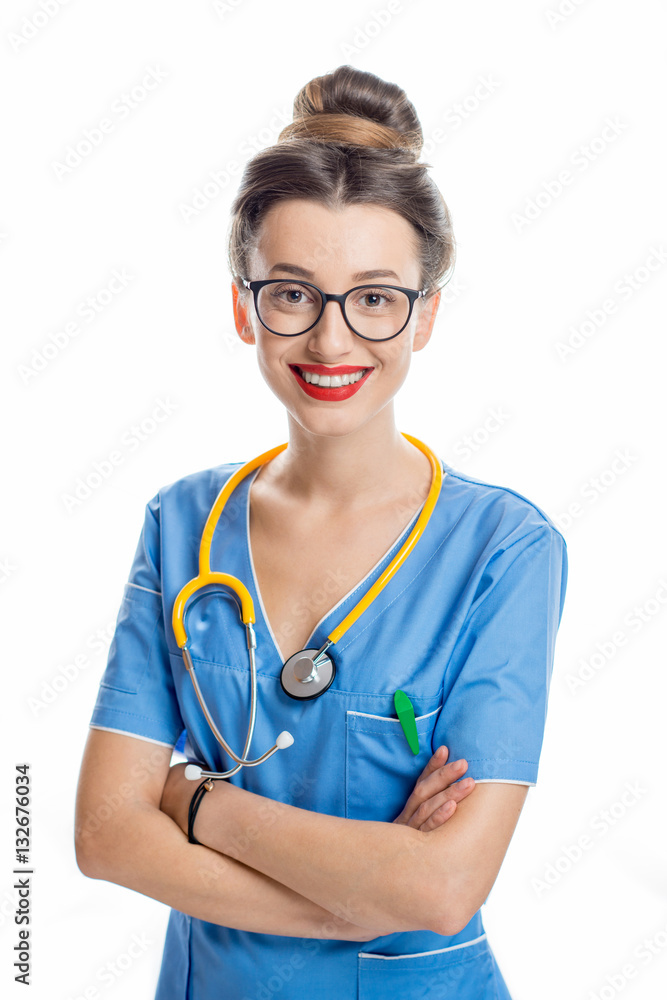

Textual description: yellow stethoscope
[173,433,442,780]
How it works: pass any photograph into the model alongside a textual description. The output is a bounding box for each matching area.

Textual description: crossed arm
[75,728,527,939]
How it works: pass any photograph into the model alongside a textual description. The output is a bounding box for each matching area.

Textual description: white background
[2,0,666,997]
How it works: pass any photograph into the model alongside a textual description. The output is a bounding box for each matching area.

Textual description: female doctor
[75,64,568,999]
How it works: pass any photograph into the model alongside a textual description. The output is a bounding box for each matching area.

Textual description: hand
[392,746,475,832]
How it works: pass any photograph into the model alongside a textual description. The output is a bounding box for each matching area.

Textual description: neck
[258,408,432,513]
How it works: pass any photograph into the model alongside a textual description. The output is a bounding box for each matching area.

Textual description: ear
[231,281,255,345]
[412,289,441,353]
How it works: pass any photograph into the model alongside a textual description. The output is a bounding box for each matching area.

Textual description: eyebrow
[267,262,402,282]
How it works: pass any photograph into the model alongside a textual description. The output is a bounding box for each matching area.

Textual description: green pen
[394,689,420,755]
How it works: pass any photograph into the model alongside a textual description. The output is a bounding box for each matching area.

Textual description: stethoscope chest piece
[280,648,336,700]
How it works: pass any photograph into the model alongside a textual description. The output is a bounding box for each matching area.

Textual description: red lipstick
[289,364,374,401]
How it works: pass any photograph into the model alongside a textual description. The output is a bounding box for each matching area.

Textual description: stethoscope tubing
[172,434,442,779]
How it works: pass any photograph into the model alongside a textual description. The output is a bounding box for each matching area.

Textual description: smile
[289,364,374,401]
[295,365,371,386]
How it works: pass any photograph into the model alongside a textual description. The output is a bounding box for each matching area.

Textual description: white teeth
[299,367,368,386]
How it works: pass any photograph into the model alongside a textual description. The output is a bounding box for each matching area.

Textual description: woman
[75,64,568,998]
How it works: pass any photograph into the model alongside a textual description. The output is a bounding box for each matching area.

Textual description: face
[231,198,440,439]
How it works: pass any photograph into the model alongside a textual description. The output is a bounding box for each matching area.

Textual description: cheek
[255,348,297,400]
[381,334,413,367]
[377,342,413,381]
[254,338,283,375]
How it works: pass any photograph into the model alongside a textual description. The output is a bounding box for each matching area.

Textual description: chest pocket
[357,935,499,998]
[345,706,441,822]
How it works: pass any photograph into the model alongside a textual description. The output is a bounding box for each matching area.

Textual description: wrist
[160,762,193,833]
[190,777,240,851]
[188,779,215,844]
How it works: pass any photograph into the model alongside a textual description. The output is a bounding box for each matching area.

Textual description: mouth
[289,364,374,387]
[288,364,374,401]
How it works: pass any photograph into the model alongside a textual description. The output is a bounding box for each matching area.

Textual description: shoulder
[144,460,247,520]
[441,458,567,551]
[440,460,568,622]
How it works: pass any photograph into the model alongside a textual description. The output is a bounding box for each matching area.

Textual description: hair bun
[278,64,423,159]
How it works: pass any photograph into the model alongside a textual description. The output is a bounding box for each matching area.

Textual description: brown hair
[227,64,456,298]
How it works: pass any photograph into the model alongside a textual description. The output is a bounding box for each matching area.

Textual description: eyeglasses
[240,278,429,342]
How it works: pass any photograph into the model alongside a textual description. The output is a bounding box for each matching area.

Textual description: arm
[161,761,526,937]
[74,728,377,941]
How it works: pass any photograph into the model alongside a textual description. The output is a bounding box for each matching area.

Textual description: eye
[270,283,314,306]
[352,287,397,309]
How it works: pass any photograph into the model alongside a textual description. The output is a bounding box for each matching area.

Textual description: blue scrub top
[89,454,568,1000]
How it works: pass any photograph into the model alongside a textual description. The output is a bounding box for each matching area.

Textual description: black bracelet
[187,778,214,845]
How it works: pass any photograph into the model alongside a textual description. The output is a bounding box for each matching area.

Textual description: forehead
[249,199,420,282]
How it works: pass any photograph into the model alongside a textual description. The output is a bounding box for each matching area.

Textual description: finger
[420,798,457,832]
[395,757,468,826]
[394,749,452,824]
[419,781,476,832]
[415,758,469,800]
[439,776,475,804]
[409,777,475,831]
[412,788,471,829]
[415,746,450,785]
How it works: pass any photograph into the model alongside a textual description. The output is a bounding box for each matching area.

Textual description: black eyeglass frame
[240,278,430,342]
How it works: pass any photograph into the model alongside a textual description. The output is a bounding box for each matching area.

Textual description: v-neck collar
[243,463,445,666]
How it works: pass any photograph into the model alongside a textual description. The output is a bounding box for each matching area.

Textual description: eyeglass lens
[256,282,410,339]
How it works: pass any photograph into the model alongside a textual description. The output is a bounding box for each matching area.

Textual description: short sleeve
[431,524,568,785]
[88,494,185,748]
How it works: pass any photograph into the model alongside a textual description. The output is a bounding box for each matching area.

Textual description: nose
[306,296,357,354]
